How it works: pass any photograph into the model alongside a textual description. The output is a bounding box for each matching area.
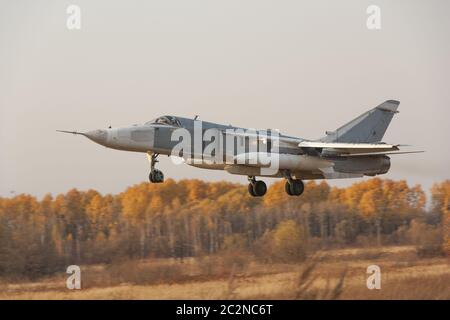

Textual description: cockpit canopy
[146,116,181,127]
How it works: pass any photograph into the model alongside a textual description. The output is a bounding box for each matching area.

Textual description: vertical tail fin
[320,100,400,143]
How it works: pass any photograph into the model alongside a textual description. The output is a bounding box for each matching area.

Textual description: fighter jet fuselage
[58,100,422,197]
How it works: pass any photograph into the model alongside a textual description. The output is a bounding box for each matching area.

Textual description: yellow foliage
[432,181,450,255]
[0,178,445,278]
[270,220,307,262]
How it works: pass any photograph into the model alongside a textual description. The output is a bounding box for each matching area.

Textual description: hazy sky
[1,0,449,198]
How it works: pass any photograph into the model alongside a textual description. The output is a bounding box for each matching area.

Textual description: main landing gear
[246,175,304,197]
[247,176,267,197]
[284,175,304,196]
[147,152,164,183]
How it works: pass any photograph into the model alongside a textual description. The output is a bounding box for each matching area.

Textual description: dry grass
[0,246,449,300]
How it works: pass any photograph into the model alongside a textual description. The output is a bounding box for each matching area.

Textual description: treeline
[0,178,448,278]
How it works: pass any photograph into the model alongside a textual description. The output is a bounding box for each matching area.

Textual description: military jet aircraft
[58,100,422,197]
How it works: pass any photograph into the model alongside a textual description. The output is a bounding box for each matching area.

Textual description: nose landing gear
[147,152,164,183]
[247,176,267,197]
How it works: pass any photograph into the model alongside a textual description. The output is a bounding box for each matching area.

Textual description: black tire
[285,179,304,196]
[149,172,154,183]
[248,183,257,197]
[253,180,267,197]
[149,170,164,183]
[291,180,304,196]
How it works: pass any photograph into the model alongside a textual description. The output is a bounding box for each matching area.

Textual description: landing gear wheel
[149,169,164,183]
[247,177,267,197]
[147,152,164,183]
[285,179,304,196]
[253,180,267,197]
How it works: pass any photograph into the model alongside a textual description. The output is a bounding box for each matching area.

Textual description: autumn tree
[269,220,308,262]
[431,181,450,255]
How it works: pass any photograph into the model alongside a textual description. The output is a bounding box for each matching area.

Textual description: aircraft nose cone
[85,129,108,145]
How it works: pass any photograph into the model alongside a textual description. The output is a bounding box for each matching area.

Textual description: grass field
[1,246,449,300]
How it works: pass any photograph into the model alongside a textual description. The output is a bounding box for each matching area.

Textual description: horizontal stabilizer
[299,141,399,154]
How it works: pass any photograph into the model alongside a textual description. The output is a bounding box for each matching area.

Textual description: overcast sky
[1,0,449,198]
